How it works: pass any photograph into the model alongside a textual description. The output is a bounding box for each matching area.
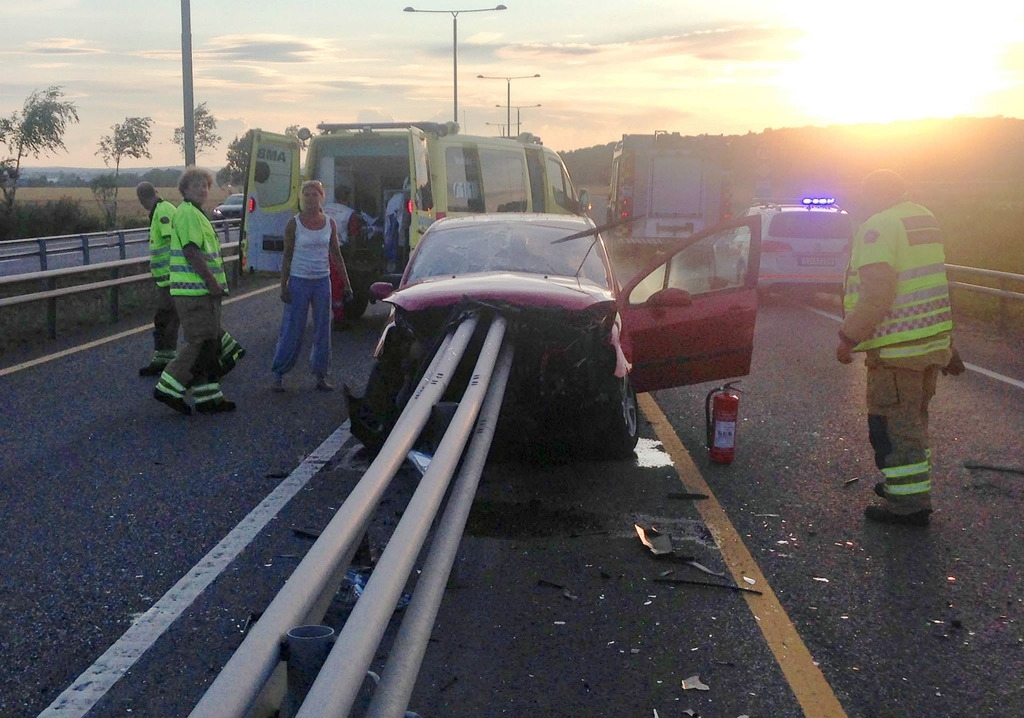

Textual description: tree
[173,102,221,161]
[90,173,119,228]
[0,85,80,214]
[96,116,152,223]
[216,130,255,188]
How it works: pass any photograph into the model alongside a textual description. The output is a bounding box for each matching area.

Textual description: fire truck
[605,132,731,268]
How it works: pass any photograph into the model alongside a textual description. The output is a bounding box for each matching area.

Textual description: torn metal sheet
[681,675,710,691]
[406,450,433,476]
[687,560,726,578]
[634,524,673,555]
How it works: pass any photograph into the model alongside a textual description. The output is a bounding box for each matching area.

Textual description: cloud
[24,38,107,56]
[203,35,339,64]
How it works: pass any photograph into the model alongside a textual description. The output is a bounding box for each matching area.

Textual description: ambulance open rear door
[243,131,301,272]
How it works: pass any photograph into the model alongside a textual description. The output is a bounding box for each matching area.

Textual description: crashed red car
[347,212,761,460]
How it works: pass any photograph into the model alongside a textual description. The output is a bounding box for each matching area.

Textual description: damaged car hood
[387,272,616,313]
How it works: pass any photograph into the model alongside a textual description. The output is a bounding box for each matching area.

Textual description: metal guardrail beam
[297,314,508,718]
[189,316,481,718]
[366,337,515,718]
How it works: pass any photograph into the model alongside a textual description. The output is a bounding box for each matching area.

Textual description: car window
[407,223,608,285]
[252,144,296,208]
[628,224,753,304]
[545,155,575,212]
[768,212,851,239]
[224,194,243,206]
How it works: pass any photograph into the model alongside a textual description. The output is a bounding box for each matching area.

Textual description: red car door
[615,215,761,393]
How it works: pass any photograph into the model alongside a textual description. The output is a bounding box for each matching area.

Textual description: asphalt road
[1,282,1021,717]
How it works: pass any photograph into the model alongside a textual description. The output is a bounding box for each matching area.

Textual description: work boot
[139,362,166,377]
[196,399,237,414]
[864,505,932,527]
[874,482,887,498]
[153,388,192,416]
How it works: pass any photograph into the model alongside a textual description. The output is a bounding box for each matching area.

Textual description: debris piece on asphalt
[635,524,673,555]
[681,675,710,691]
[654,577,763,596]
[813,577,829,583]
[563,589,579,601]
[687,561,726,578]
[682,710,699,717]
[265,470,290,479]
[293,527,321,540]
[407,450,432,476]
[659,569,675,577]
[537,578,565,590]
[963,460,1024,475]
[341,568,411,610]
[844,477,860,486]
[667,491,709,501]
[743,576,756,585]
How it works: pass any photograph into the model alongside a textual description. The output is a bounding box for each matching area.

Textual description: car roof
[426,212,594,232]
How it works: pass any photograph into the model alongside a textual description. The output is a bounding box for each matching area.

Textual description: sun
[778,4,1008,124]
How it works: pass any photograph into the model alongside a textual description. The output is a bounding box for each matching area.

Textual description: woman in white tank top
[270,180,351,391]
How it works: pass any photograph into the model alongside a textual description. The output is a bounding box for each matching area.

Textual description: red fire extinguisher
[705,381,742,464]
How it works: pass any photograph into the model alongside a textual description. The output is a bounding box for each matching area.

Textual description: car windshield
[407,222,610,286]
[223,194,243,206]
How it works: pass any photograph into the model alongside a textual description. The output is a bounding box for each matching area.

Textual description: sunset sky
[4,0,1024,170]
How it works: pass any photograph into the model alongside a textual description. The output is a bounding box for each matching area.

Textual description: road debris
[681,675,710,691]
[687,561,726,578]
[292,527,322,540]
[844,477,860,486]
[964,460,1024,475]
[654,577,763,595]
[634,524,673,555]
[537,579,565,590]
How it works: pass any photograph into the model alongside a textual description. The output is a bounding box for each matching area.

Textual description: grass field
[13,186,237,227]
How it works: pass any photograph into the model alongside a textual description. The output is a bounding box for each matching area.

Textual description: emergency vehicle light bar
[316,121,458,136]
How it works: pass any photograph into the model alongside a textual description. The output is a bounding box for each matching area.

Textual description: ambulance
[242,122,589,317]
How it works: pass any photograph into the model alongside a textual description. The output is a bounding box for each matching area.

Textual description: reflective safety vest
[169,201,228,297]
[149,199,176,287]
[843,201,952,358]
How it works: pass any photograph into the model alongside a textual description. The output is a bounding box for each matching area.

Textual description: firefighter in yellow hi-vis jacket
[154,168,245,416]
[136,182,179,376]
[836,169,964,527]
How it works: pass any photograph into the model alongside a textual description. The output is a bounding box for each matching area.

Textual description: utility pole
[180,0,196,166]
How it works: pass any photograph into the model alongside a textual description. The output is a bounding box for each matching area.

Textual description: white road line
[804,305,1024,390]
[38,424,352,718]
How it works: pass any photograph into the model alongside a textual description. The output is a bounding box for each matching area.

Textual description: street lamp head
[403,6,415,11]
[495,4,507,9]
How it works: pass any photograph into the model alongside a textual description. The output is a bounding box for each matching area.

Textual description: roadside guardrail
[946,264,1024,334]
[0,222,241,339]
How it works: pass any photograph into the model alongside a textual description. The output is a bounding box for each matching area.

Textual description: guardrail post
[117,231,127,260]
[46,276,57,339]
[999,276,1009,335]
[109,266,121,323]
[37,238,48,271]
[81,234,91,266]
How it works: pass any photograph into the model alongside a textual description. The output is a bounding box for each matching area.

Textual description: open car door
[615,215,761,393]
[242,130,301,272]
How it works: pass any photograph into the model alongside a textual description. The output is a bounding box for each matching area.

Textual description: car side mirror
[646,287,692,307]
[577,189,591,216]
[370,281,395,301]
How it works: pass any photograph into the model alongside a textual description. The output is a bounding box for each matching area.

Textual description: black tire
[596,375,639,460]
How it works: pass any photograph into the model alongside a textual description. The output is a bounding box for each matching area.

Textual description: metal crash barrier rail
[190,312,514,718]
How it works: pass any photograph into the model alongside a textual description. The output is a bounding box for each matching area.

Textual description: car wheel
[596,375,639,460]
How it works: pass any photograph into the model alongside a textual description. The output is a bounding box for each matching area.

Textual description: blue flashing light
[802,197,836,206]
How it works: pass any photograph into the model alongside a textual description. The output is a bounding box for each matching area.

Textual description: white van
[242,122,588,316]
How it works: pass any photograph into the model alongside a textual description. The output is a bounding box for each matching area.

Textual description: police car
[745,197,852,295]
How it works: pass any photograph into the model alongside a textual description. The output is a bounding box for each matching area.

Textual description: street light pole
[477,73,540,138]
[404,5,507,124]
[497,103,541,136]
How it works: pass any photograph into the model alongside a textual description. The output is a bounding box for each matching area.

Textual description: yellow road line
[0,284,277,378]
[639,393,848,718]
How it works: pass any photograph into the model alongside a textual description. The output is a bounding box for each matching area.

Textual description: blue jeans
[271,275,332,377]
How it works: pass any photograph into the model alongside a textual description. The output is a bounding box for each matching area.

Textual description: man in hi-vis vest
[154,168,244,415]
[837,170,964,526]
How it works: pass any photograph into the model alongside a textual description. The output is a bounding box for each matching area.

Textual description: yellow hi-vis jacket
[169,201,228,297]
[842,201,952,365]
[148,198,176,288]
